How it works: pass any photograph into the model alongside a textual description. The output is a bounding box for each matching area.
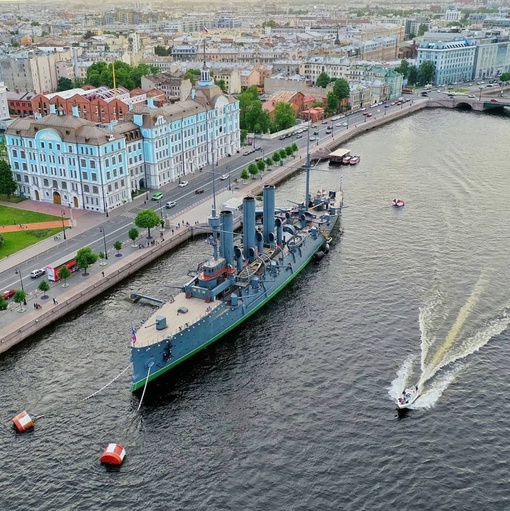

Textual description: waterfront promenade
[0,100,427,353]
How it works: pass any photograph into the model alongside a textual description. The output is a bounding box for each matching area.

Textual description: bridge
[428,97,510,112]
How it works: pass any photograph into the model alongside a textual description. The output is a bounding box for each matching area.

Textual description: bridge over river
[428,97,510,112]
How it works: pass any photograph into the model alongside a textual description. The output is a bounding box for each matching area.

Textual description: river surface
[1,108,510,510]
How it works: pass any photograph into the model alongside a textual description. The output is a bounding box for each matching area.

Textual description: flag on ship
[203,26,209,33]
[131,327,137,344]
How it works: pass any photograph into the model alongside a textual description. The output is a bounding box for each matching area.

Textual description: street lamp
[158,198,163,221]
[14,268,27,305]
[226,165,231,190]
[479,86,484,101]
[99,227,108,260]
[60,209,67,240]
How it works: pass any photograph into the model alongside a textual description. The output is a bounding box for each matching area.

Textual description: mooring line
[84,364,131,400]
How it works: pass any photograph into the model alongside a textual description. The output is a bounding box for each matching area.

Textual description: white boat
[396,384,421,409]
[392,198,405,208]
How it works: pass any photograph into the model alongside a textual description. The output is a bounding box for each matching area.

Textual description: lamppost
[60,209,67,240]
[14,268,27,305]
[226,165,231,190]
[99,227,108,260]
[479,86,484,101]
[158,198,163,221]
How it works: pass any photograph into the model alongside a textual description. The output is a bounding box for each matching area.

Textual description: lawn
[0,205,64,257]
[0,228,62,257]
[0,205,62,226]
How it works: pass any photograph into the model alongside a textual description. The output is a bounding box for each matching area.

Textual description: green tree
[135,209,160,239]
[279,149,287,160]
[417,23,428,36]
[273,102,296,131]
[0,296,7,311]
[154,45,170,56]
[316,72,331,88]
[215,79,227,93]
[38,279,50,298]
[83,30,95,39]
[76,247,98,276]
[239,88,271,134]
[291,143,298,152]
[333,78,350,101]
[57,77,74,92]
[499,72,510,82]
[407,66,419,86]
[128,227,139,247]
[248,163,258,178]
[183,68,201,85]
[58,264,72,287]
[13,289,26,312]
[240,169,250,180]
[418,61,436,86]
[0,160,17,197]
[326,91,339,115]
[265,157,273,166]
[256,159,266,172]
[395,59,410,78]
[113,240,123,256]
[272,152,281,163]
[285,146,293,157]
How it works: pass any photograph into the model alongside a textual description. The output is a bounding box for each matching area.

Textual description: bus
[46,258,78,282]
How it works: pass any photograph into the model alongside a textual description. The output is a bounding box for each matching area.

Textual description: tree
[417,23,428,36]
[316,72,331,88]
[58,264,72,287]
[256,159,266,172]
[248,163,258,178]
[418,61,436,86]
[13,290,26,312]
[499,72,510,82]
[76,247,98,276]
[0,160,17,197]
[183,69,201,85]
[0,296,7,311]
[273,102,296,132]
[240,169,250,180]
[285,146,293,157]
[38,280,50,299]
[272,152,281,163]
[265,157,273,166]
[113,240,123,256]
[83,30,95,40]
[333,79,350,101]
[135,209,160,239]
[395,59,410,78]
[154,45,171,56]
[407,66,419,86]
[215,79,227,93]
[57,77,73,92]
[326,91,340,115]
[291,143,298,152]
[128,227,139,247]
[279,149,287,160]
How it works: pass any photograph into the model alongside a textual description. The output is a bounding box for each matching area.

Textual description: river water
[1,108,510,510]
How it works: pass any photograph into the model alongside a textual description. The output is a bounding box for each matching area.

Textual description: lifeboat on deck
[392,198,405,208]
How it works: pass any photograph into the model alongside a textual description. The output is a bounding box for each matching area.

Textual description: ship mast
[304,112,311,209]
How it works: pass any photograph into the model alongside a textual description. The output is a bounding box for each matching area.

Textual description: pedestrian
[52,298,57,304]
[102,271,105,277]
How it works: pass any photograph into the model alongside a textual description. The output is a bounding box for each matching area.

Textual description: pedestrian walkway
[0,220,70,232]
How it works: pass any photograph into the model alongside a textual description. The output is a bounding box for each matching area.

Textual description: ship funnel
[262,185,275,244]
[220,210,234,266]
[243,196,256,261]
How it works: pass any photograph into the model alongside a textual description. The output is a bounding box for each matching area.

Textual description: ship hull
[130,220,339,392]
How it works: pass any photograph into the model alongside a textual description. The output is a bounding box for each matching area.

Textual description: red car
[2,289,15,300]
[490,98,498,103]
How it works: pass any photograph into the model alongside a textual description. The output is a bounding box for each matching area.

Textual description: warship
[130,167,342,392]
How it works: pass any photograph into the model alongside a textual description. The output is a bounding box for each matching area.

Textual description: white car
[165,201,177,209]
[178,181,189,187]
[30,268,45,278]
[220,174,229,180]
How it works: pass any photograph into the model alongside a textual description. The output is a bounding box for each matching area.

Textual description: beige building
[140,72,192,102]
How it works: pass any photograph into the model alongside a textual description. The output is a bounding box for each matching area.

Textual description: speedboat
[392,198,405,208]
[396,384,421,409]
[349,156,360,165]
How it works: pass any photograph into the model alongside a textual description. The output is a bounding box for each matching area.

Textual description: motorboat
[341,155,352,165]
[396,384,421,409]
[349,156,360,165]
[392,198,405,208]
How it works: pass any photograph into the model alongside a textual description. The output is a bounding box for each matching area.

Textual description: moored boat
[129,138,343,392]
[349,156,360,165]
[392,198,405,207]
[341,155,352,165]
[396,384,421,409]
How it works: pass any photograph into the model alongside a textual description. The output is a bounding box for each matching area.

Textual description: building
[5,67,240,214]
[140,72,192,103]
[417,39,476,84]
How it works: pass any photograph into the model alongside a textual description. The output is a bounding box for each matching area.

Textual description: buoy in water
[100,443,126,465]
[12,411,34,432]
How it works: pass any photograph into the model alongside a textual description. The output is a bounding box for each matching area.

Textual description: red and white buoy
[100,443,126,465]
[12,411,35,432]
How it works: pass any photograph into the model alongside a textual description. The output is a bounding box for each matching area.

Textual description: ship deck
[134,293,221,348]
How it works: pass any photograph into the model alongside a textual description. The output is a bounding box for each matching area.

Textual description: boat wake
[391,271,510,409]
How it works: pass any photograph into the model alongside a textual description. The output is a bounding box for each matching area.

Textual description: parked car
[151,192,163,200]
[30,268,45,278]
[195,189,204,195]
[490,98,499,103]
[220,174,229,180]
[178,181,189,187]
[2,289,15,300]
[165,201,177,209]
[313,131,319,135]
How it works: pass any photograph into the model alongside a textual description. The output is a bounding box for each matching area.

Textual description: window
[91,173,97,181]
[92,186,98,194]
[84,184,89,192]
